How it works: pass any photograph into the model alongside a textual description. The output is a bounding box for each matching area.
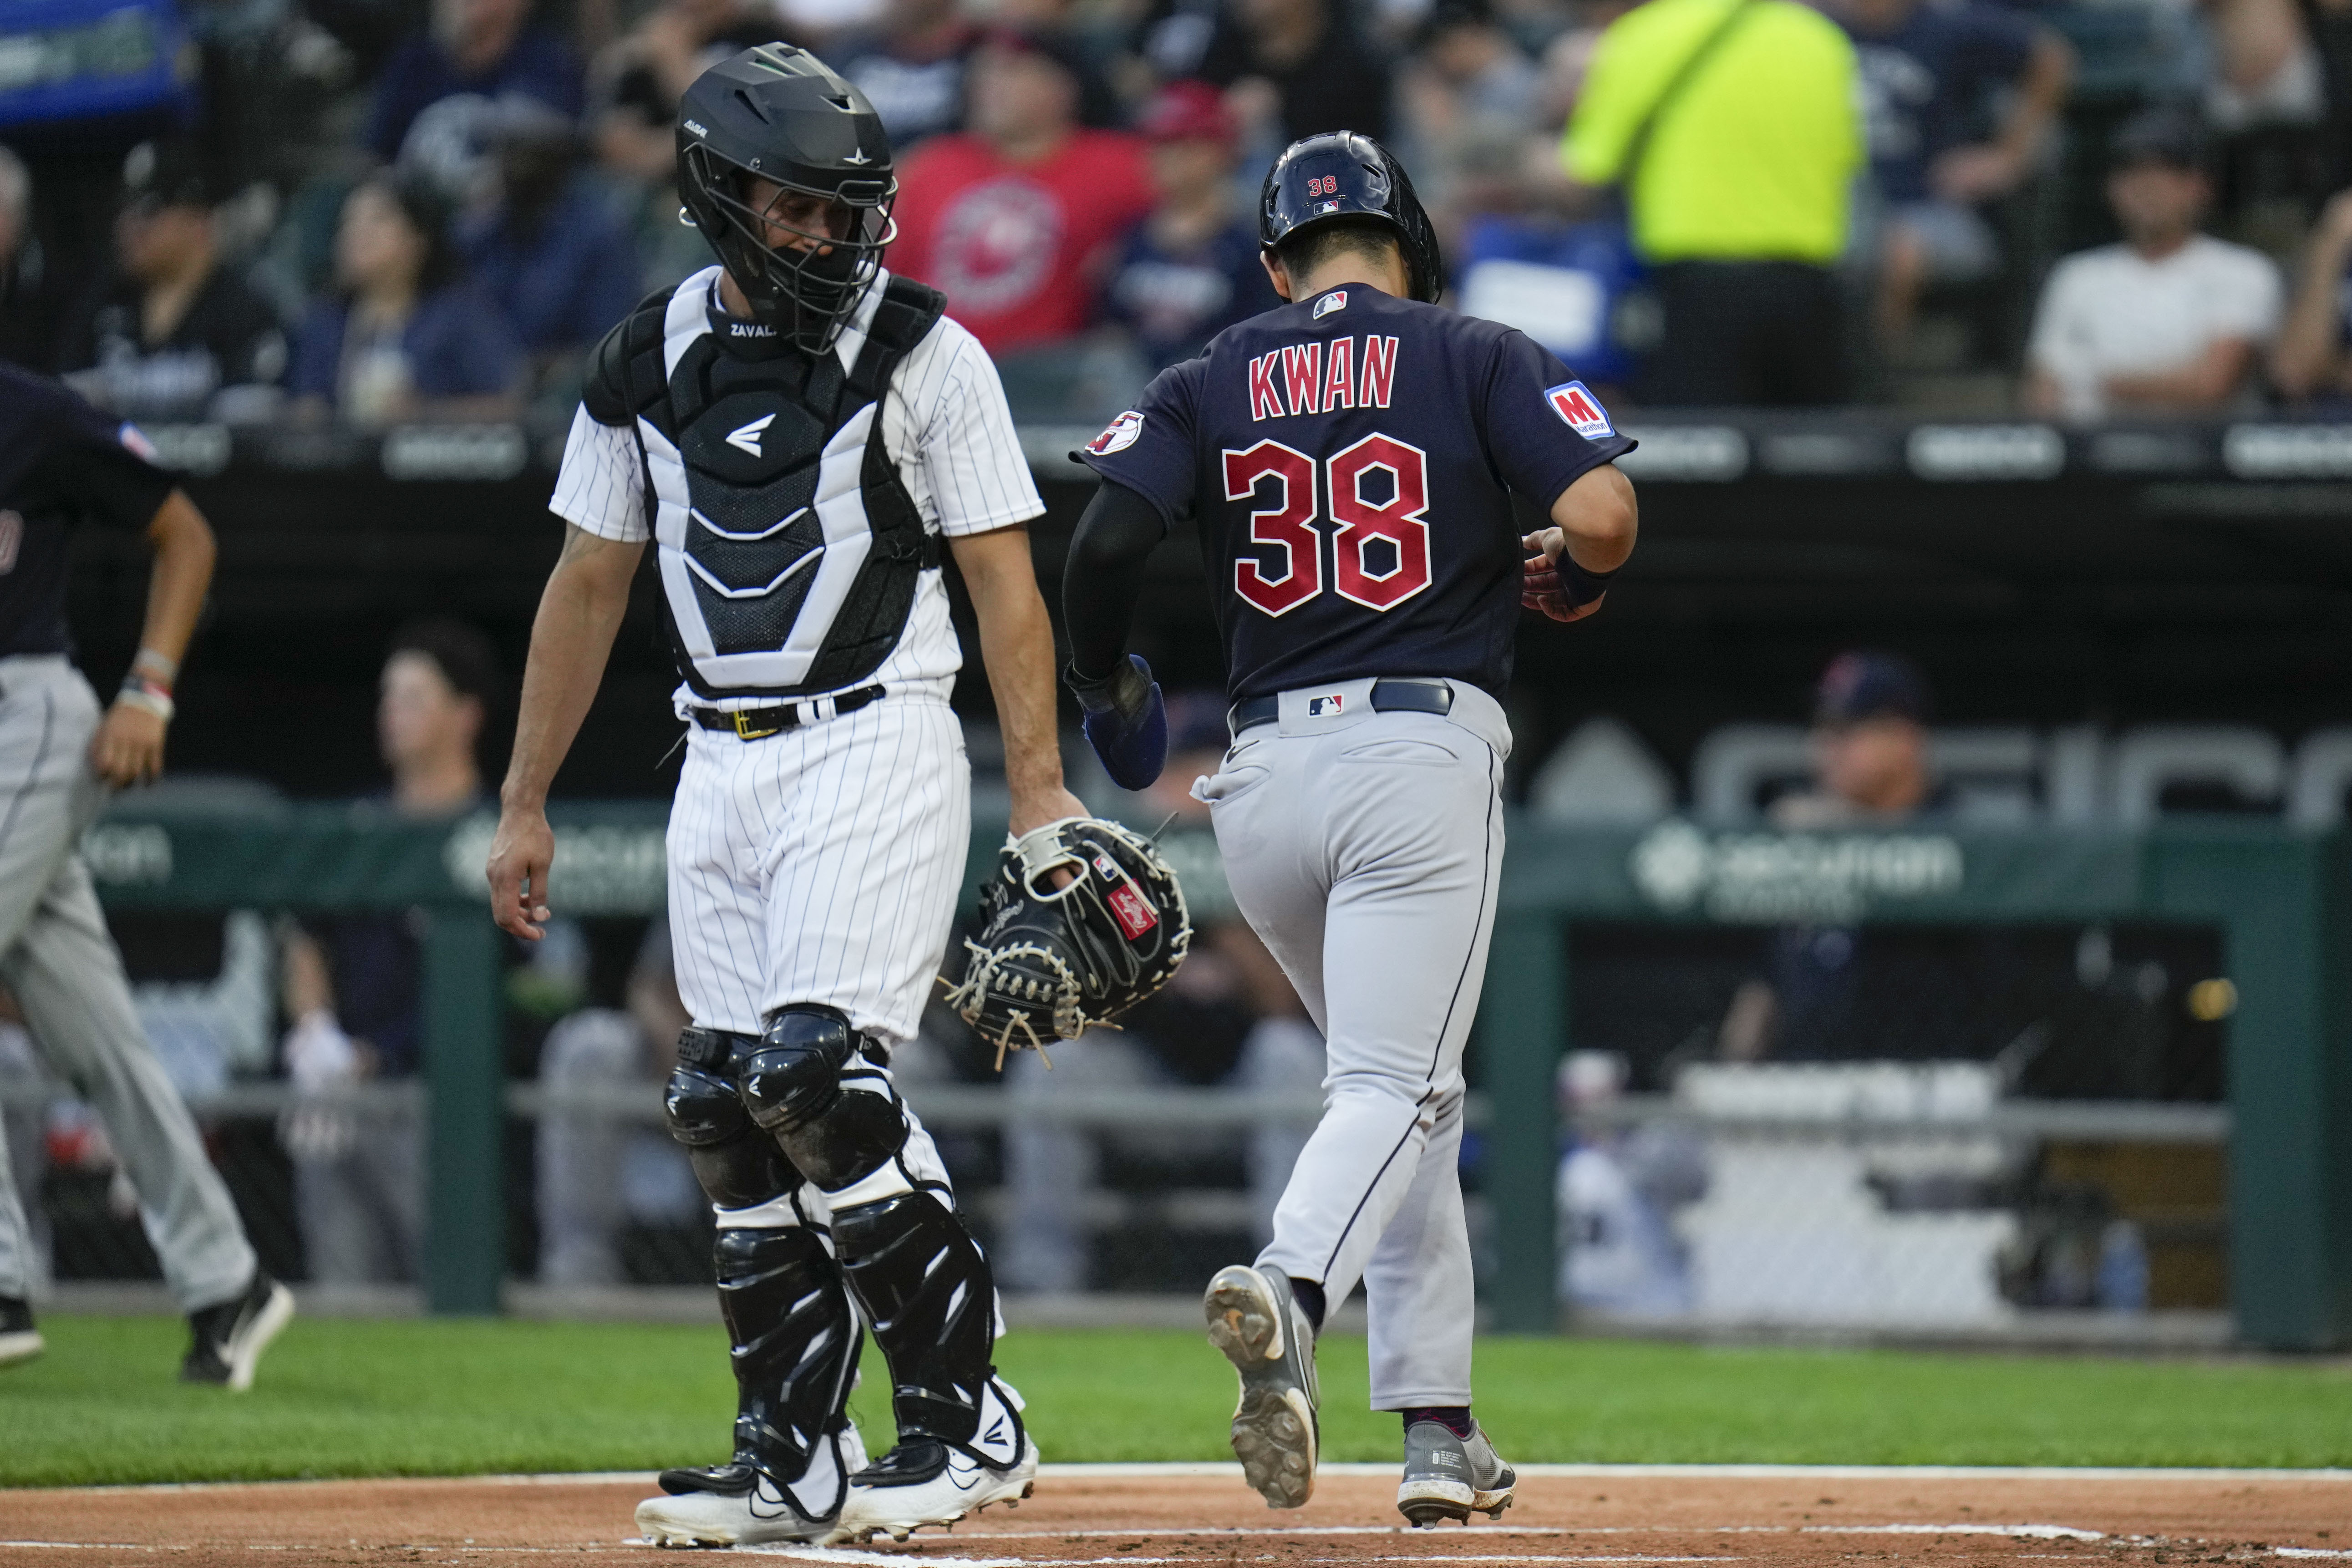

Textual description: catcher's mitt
[943,816,1191,1068]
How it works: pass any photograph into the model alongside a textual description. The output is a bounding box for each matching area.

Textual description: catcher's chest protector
[586,271,946,698]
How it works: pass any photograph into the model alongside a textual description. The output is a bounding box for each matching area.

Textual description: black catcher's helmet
[1259,131,1444,304]
[677,45,896,353]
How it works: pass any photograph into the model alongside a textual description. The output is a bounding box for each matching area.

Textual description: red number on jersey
[1223,441,1321,617]
[1326,434,1432,610]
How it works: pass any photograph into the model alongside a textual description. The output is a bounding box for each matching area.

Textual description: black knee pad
[664,1030,793,1209]
[715,1226,861,1478]
[779,1087,909,1191]
[833,1191,997,1446]
[738,1006,858,1135]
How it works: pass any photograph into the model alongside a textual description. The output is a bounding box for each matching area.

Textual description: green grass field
[0,1316,2347,1487]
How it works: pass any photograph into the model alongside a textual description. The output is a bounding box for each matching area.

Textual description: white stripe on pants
[1199,679,1509,1411]
[665,693,971,1043]
[0,655,256,1311]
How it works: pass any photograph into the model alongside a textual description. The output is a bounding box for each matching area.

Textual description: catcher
[485,46,1184,1549]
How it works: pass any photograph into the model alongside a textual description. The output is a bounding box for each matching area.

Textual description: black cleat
[181,1272,294,1390]
[0,1295,41,1370]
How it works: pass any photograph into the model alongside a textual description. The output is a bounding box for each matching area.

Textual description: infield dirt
[0,1468,2344,1567]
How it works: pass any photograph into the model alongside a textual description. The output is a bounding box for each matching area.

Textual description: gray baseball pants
[0,654,255,1310]
[1195,676,1509,1410]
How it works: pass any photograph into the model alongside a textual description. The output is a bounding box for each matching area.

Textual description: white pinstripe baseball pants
[665,693,971,1047]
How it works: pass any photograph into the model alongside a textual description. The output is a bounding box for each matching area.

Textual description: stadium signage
[80,823,173,886]
[2220,424,2352,479]
[1629,820,1964,923]
[1615,425,1747,482]
[443,813,665,913]
[382,424,530,482]
[1904,424,2064,482]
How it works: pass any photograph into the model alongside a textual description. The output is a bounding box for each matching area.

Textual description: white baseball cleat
[634,1426,861,1548]
[831,1378,1037,1543]
[1204,1263,1320,1509]
[1397,1418,1516,1527]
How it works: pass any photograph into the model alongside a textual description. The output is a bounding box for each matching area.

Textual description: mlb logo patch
[1305,693,1346,717]
[1545,381,1614,439]
[1313,289,1348,320]
[1086,410,1145,456]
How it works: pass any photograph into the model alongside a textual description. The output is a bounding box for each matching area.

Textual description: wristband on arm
[1560,553,1619,608]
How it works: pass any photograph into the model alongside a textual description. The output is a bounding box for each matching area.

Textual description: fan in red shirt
[887,28,1152,355]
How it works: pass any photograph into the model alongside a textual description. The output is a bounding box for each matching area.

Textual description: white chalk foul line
[1802,1524,2105,1541]
[1036,1464,2352,1484]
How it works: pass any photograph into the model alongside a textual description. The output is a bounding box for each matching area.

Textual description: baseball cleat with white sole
[1204,1263,1320,1509]
[180,1272,294,1391]
[0,1296,41,1370]
[635,1426,861,1548]
[1397,1418,1515,1527]
[832,1378,1037,1543]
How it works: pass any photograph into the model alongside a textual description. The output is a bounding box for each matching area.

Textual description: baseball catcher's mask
[677,45,898,354]
[944,817,1191,1068]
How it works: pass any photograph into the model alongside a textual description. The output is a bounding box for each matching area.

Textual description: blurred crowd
[12,0,2352,421]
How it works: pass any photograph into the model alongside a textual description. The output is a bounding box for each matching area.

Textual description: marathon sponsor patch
[1545,380,1614,439]
[1106,880,1159,939]
[1313,289,1348,320]
[1086,410,1144,456]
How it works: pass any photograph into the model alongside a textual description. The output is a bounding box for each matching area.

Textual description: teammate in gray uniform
[1062,133,1639,1523]
[0,363,294,1385]
[486,46,1083,1549]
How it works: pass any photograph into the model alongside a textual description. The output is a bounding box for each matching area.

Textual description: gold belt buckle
[732,707,787,741]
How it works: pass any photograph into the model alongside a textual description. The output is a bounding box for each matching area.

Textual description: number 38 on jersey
[1222,434,1431,618]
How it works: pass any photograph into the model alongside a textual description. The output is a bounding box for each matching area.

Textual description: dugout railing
[73,803,2352,1350]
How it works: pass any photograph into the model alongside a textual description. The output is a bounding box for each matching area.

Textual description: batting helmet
[677,46,896,353]
[1258,131,1444,304]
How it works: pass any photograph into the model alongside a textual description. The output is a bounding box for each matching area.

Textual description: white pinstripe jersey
[549,265,1044,710]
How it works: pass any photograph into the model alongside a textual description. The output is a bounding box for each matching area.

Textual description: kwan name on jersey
[1078,286,1635,701]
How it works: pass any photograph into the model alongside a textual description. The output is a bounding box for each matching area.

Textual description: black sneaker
[0,1295,41,1370]
[181,1272,294,1390]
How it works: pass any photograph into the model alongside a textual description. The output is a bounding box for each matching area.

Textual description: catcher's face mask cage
[682,143,898,354]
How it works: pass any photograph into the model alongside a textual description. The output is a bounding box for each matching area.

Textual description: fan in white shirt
[2024,109,2281,422]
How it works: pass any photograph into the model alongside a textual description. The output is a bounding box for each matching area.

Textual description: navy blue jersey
[1078,286,1633,701]
[0,363,176,660]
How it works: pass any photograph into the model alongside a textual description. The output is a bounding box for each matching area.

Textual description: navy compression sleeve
[1061,480,1168,682]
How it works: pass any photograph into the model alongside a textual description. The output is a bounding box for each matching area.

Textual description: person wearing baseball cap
[1778,649,1937,829]
[1717,650,1943,1063]
[1101,80,1282,370]
[2023,107,2280,421]
[55,142,288,425]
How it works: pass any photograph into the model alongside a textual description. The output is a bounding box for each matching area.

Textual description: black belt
[1229,679,1453,736]
[690,684,884,741]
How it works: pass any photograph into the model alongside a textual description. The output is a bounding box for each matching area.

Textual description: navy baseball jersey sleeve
[1079,288,1633,700]
[0,363,178,658]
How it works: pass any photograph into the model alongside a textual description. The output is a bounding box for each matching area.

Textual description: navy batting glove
[1069,655,1167,791]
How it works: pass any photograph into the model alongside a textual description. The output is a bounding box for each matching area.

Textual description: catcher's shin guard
[657,1225,861,1507]
[665,1029,797,1208]
[742,1006,911,1189]
[832,1191,1010,1454]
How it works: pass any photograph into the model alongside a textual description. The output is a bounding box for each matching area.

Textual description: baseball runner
[0,363,294,1385]
[1061,132,1640,1524]
[485,45,1092,1550]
